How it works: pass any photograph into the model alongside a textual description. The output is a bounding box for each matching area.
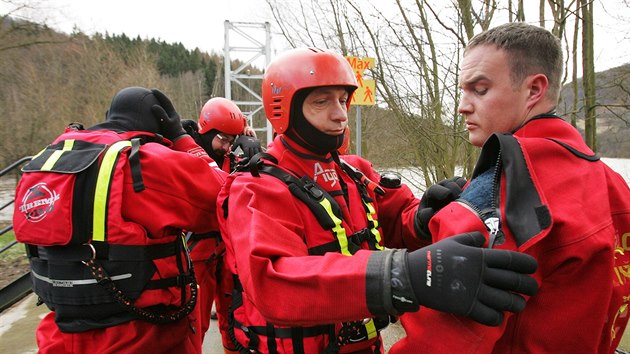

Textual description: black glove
[415,176,467,240]
[150,89,186,141]
[405,231,538,326]
[181,119,200,141]
[231,135,262,159]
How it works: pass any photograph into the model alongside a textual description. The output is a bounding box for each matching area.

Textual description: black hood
[285,88,344,155]
[90,87,161,133]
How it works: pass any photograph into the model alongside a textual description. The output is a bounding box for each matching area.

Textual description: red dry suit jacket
[390,116,630,354]
[217,135,421,353]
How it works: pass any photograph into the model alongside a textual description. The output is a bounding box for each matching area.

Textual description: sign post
[345,56,375,156]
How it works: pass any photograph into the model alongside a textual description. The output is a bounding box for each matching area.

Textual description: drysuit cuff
[366,249,419,317]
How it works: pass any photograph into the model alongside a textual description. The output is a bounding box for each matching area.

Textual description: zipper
[458,152,504,248]
[487,152,504,248]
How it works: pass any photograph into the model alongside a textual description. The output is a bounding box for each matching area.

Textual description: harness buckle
[303,181,324,200]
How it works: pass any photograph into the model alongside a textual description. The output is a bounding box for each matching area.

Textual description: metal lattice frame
[223,21,272,144]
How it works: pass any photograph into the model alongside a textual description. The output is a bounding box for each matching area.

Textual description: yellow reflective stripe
[319,198,352,256]
[92,140,131,242]
[364,318,378,339]
[364,201,384,250]
[41,140,75,171]
[31,146,48,160]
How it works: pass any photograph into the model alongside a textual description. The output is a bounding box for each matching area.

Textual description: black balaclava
[285,88,345,155]
[90,87,161,133]
[198,129,224,165]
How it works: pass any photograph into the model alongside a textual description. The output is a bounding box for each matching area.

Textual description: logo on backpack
[18,182,60,222]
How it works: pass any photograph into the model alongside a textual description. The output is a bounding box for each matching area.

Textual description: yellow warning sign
[346,56,375,106]
[352,79,375,106]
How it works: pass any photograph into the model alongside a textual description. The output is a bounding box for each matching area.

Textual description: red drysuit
[217,135,421,353]
[187,150,235,350]
[19,129,226,354]
[390,116,630,354]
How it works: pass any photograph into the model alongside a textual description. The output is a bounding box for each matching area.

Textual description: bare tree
[0,31,163,164]
[0,0,69,52]
[581,0,597,150]
[570,0,581,127]
[263,0,630,176]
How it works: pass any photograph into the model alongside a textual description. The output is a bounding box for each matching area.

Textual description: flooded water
[0,177,17,224]
[603,157,630,184]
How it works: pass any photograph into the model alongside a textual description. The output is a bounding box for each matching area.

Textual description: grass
[0,229,25,258]
[0,228,30,288]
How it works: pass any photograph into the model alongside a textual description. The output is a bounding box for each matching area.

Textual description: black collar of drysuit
[88,121,149,133]
[279,136,334,163]
[510,111,560,133]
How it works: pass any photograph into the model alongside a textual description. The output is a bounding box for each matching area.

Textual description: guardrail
[0,156,33,312]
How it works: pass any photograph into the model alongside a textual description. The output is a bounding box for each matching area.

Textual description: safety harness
[14,130,196,332]
[226,152,389,354]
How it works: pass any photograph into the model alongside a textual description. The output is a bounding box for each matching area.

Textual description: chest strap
[246,153,384,255]
[250,154,357,256]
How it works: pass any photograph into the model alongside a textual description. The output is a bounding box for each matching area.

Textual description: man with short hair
[390,22,630,354]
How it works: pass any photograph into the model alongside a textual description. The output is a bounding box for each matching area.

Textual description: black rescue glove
[415,176,467,240]
[406,231,538,326]
[181,119,200,142]
[150,89,186,141]
[231,135,262,159]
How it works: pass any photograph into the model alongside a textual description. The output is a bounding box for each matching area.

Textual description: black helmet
[92,87,161,133]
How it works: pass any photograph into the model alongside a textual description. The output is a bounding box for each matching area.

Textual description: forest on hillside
[0,15,266,167]
[557,63,630,158]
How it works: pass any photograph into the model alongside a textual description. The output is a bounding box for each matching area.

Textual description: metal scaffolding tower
[223,21,272,143]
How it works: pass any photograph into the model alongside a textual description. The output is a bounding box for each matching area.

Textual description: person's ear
[526,73,548,109]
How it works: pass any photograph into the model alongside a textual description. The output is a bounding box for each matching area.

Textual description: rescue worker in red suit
[183,97,260,172]
[389,22,630,354]
[216,47,540,354]
[13,87,226,354]
[181,97,262,353]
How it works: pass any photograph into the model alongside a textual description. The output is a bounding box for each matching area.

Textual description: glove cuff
[414,207,435,241]
[365,249,419,317]
[391,249,420,313]
[366,250,395,316]
[170,132,188,142]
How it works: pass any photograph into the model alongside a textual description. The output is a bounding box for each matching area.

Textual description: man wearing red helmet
[183,97,261,172]
[181,97,262,353]
[216,47,539,353]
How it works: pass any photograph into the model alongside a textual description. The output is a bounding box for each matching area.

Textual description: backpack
[13,129,197,332]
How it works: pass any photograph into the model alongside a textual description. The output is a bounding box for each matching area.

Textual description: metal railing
[0,156,32,312]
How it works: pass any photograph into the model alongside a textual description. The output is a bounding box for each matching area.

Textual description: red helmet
[262,47,358,134]
[198,97,246,135]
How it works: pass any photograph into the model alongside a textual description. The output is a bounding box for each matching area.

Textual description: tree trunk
[581,0,597,151]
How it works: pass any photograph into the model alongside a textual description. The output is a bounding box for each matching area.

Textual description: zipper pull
[484,216,503,248]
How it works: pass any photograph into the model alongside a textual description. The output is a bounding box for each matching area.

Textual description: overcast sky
[2,0,629,72]
[11,0,272,55]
